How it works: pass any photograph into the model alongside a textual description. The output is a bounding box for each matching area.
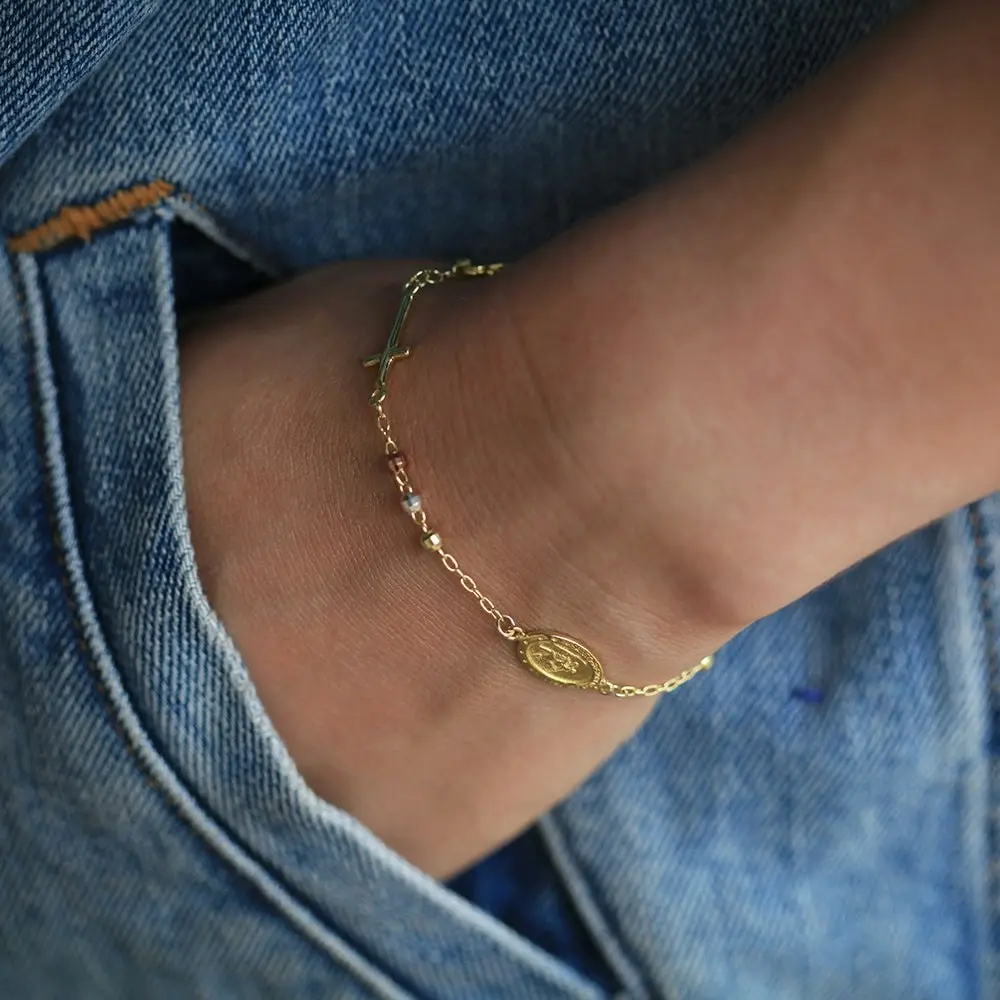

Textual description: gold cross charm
[363,344,411,379]
[362,260,505,405]
[363,287,417,405]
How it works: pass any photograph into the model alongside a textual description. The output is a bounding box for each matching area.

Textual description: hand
[179,260,731,879]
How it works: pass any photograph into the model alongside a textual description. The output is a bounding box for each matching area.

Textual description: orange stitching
[7,179,175,254]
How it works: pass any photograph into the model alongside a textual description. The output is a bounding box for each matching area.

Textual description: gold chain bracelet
[362,259,714,698]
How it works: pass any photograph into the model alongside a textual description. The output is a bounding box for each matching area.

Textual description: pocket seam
[12,233,418,1000]
[540,814,653,1000]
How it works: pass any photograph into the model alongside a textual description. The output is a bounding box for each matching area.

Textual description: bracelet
[362,260,714,698]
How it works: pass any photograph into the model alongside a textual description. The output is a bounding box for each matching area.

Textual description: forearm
[500,0,1000,624]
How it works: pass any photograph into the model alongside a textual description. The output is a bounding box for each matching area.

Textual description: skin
[180,0,1000,877]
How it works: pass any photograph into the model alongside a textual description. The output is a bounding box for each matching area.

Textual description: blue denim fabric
[449,829,621,994]
[6,1,994,998]
[0,1,161,165]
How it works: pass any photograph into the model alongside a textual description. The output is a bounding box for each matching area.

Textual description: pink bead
[387,452,407,473]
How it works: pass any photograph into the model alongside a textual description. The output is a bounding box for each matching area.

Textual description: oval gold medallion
[517,631,604,689]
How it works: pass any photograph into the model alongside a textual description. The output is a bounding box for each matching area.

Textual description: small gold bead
[421,531,443,551]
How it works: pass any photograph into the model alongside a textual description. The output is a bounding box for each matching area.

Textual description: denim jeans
[6,1,994,998]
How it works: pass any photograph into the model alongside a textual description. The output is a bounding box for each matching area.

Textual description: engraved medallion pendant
[517,631,604,689]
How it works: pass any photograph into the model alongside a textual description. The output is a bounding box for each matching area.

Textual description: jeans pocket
[8,199,605,1000]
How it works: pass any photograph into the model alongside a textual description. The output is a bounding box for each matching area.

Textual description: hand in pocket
[179,258,728,878]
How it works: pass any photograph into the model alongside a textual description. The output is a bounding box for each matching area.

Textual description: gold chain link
[593,657,715,698]
[363,260,714,698]
[372,394,525,641]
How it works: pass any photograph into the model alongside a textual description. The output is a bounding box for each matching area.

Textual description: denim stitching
[12,243,415,1000]
[539,814,653,1000]
[968,500,997,1000]
[13,258,149,773]
[7,180,175,254]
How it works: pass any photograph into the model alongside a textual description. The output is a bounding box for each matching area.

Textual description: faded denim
[5,1,994,998]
